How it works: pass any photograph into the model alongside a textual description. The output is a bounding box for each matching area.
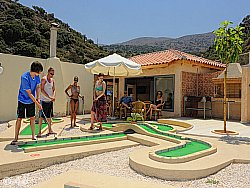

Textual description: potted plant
[127,113,144,123]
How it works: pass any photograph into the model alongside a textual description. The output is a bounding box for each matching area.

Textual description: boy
[11,61,43,145]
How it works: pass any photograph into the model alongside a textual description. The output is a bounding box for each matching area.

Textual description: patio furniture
[144,101,152,113]
[184,96,212,119]
[152,101,165,120]
[119,104,132,119]
[132,101,146,120]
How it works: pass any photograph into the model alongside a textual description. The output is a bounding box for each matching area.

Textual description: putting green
[137,123,211,157]
[20,118,62,136]
[148,122,173,132]
[102,123,114,128]
[158,141,210,157]
[19,133,126,149]
[20,123,48,135]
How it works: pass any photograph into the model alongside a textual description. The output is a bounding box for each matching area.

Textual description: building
[116,49,225,118]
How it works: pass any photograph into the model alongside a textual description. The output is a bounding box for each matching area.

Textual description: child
[11,61,43,145]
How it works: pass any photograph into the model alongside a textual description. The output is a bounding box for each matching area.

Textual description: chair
[132,101,146,120]
[119,104,132,119]
[144,101,152,114]
[152,101,165,120]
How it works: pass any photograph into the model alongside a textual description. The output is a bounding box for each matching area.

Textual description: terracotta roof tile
[129,49,225,68]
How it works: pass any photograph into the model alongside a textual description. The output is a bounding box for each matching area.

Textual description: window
[154,75,175,111]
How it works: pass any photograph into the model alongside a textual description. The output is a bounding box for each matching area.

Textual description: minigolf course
[0,117,249,184]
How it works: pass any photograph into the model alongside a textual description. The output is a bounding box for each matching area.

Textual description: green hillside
[104,33,216,58]
[0,0,108,64]
[200,15,250,64]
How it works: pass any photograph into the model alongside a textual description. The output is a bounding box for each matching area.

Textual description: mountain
[0,0,108,64]
[200,15,250,65]
[103,33,215,57]
[118,37,172,46]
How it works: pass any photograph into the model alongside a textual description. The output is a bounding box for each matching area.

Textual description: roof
[217,63,242,79]
[129,49,226,69]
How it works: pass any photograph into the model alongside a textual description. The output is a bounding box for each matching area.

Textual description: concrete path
[168,117,250,138]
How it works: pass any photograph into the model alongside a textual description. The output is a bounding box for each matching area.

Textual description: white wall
[0,53,93,121]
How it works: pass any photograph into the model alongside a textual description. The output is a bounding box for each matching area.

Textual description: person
[165,93,173,109]
[11,61,43,145]
[65,76,84,128]
[146,91,164,120]
[37,67,56,137]
[89,73,107,130]
[119,91,133,119]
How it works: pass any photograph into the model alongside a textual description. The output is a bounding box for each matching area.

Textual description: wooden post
[223,64,228,133]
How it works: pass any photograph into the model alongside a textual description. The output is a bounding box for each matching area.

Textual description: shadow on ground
[4,144,23,153]
[219,136,250,145]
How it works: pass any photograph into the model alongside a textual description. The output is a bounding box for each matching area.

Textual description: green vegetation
[206,179,219,185]
[0,0,108,63]
[104,33,215,58]
[214,20,244,133]
[201,16,250,63]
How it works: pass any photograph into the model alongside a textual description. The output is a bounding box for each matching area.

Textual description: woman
[146,91,164,120]
[89,73,107,130]
[65,76,83,128]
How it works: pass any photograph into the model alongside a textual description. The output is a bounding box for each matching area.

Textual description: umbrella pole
[112,67,115,117]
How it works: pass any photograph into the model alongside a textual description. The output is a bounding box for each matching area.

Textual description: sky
[20,0,250,45]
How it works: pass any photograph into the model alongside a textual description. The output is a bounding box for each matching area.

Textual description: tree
[213,20,244,133]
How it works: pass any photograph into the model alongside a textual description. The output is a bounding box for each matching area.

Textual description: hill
[0,0,108,64]
[103,32,215,57]
[199,15,250,64]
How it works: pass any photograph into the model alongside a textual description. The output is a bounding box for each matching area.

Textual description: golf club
[40,110,57,139]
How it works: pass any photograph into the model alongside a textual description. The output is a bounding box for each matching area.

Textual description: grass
[206,179,219,184]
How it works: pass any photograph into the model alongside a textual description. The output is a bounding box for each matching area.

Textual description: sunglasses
[74,80,78,82]
[50,73,54,76]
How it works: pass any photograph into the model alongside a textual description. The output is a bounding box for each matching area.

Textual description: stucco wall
[0,53,93,121]
[61,61,93,114]
[241,65,250,123]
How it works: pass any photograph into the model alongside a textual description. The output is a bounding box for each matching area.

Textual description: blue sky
[20,0,250,45]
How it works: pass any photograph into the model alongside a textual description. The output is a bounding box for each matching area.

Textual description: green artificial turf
[102,123,114,128]
[20,118,62,135]
[148,122,173,132]
[157,141,211,157]
[20,123,48,135]
[138,123,211,157]
[19,133,126,149]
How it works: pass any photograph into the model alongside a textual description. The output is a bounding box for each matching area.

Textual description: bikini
[95,84,103,91]
[71,85,79,104]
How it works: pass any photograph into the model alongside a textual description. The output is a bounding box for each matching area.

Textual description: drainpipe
[50,23,59,58]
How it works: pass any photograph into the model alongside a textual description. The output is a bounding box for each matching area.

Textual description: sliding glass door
[154,75,175,111]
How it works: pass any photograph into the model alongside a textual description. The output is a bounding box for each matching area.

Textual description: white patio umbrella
[85,53,142,117]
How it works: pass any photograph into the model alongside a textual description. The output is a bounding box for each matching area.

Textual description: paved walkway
[168,117,250,138]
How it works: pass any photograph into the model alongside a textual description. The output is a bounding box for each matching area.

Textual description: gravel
[59,126,88,137]
[0,146,249,188]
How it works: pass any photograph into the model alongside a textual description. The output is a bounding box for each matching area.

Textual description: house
[118,49,226,118]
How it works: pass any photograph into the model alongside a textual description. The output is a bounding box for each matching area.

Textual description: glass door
[154,75,175,111]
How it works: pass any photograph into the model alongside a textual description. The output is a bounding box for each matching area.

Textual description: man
[119,91,133,119]
[11,61,43,145]
[38,67,56,137]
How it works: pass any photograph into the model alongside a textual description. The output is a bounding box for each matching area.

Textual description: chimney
[50,22,59,58]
